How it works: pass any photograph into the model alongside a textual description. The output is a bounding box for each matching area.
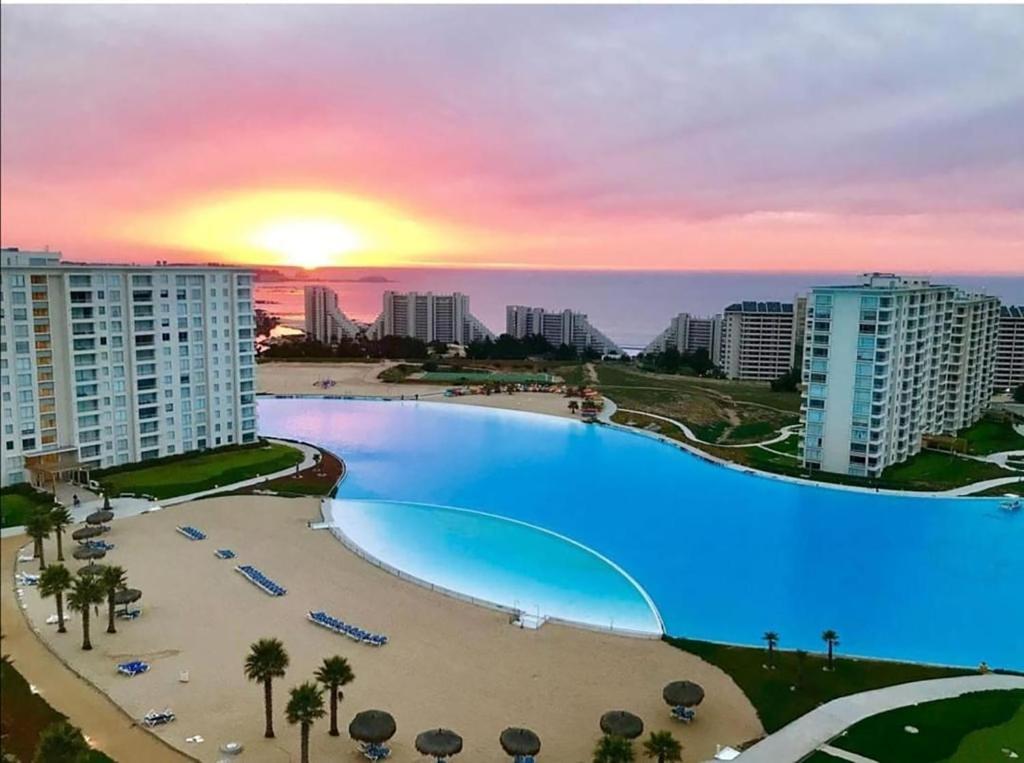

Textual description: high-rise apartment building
[304,285,362,344]
[800,273,998,478]
[719,301,798,381]
[994,305,1024,393]
[367,291,493,345]
[644,313,722,360]
[0,249,257,488]
[505,305,621,355]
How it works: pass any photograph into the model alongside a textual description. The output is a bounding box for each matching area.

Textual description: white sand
[13,496,762,762]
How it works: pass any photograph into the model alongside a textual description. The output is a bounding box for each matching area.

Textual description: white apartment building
[800,273,998,478]
[719,301,798,381]
[367,291,493,345]
[994,305,1024,393]
[505,305,621,355]
[644,313,722,360]
[0,249,257,488]
[304,285,362,344]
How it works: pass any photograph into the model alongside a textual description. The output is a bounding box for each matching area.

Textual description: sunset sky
[2,5,1022,273]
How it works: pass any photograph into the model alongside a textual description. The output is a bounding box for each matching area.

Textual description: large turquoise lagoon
[259,397,1023,668]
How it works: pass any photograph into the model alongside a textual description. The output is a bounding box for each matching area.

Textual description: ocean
[256,268,1024,352]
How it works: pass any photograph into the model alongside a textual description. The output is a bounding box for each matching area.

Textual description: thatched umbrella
[500,727,541,758]
[348,710,396,745]
[86,510,114,525]
[113,588,142,613]
[72,526,102,542]
[600,711,643,739]
[72,545,106,561]
[78,562,107,576]
[663,681,705,708]
[415,728,463,760]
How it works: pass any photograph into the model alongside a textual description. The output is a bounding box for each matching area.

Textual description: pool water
[259,397,1024,668]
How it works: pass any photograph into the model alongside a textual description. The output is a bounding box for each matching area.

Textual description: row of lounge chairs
[176,525,206,541]
[142,708,175,727]
[236,565,286,596]
[670,706,696,723]
[15,572,39,587]
[308,610,388,646]
[84,539,115,551]
[513,757,537,763]
[117,660,150,677]
[360,742,391,760]
[214,548,236,559]
[117,608,142,621]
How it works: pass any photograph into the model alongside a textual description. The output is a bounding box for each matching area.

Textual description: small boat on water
[999,498,1022,512]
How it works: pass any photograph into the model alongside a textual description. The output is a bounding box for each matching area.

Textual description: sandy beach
[9,496,762,762]
[257,361,584,419]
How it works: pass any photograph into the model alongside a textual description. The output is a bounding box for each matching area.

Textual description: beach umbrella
[113,588,142,607]
[415,728,463,760]
[72,546,106,561]
[71,526,102,541]
[78,562,107,576]
[500,727,541,758]
[662,681,705,708]
[600,711,643,739]
[86,510,114,525]
[348,710,396,744]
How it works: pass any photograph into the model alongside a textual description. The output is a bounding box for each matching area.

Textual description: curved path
[737,673,1024,763]
[616,407,800,448]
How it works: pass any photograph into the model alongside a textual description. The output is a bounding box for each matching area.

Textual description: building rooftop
[1002,305,1024,318]
[723,301,793,314]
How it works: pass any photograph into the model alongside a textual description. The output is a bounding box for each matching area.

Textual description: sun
[247,218,363,269]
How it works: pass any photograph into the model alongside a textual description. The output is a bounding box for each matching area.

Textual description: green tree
[39,564,73,634]
[568,400,580,414]
[821,629,840,670]
[642,730,682,763]
[67,574,104,650]
[24,509,53,569]
[244,637,290,738]
[762,631,780,669]
[314,655,355,736]
[286,681,326,763]
[32,721,91,763]
[49,505,73,562]
[99,565,128,634]
[594,734,635,763]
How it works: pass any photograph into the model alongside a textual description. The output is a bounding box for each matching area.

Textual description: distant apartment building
[719,301,798,381]
[0,249,257,488]
[505,305,621,355]
[304,285,361,344]
[994,305,1024,393]
[800,273,999,478]
[367,291,494,345]
[644,313,722,361]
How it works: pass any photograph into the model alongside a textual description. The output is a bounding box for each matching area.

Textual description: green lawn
[883,450,1016,490]
[958,417,1024,455]
[970,483,1024,497]
[96,443,304,499]
[0,484,56,528]
[799,753,846,763]
[947,699,1024,762]
[762,434,802,456]
[664,636,974,734]
[552,363,587,386]
[0,657,115,762]
[831,689,1024,763]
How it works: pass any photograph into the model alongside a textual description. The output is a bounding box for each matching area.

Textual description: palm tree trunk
[329,684,339,736]
[263,678,275,738]
[56,593,66,634]
[827,643,833,669]
[38,540,46,570]
[301,722,310,763]
[82,608,92,650]
[56,528,64,562]
[107,592,117,634]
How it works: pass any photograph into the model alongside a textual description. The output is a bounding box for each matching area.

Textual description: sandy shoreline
[9,496,762,762]
[257,361,584,420]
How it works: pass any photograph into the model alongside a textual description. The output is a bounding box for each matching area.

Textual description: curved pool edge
[319,497,666,640]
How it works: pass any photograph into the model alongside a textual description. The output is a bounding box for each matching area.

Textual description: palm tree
[594,734,635,763]
[99,565,128,634]
[642,730,682,763]
[244,638,290,738]
[24,509,53,569]
[39,564,73,634]
[32,720,91,763]
[762,631,780,669]
[314,655,355,736]
[67,574,104,650]
[49,505,73,562]
[821,629,840,670]
[286,681,326,763]
[568,400,580,414]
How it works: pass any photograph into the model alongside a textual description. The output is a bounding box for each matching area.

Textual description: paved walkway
[615,407,801,448]
[736,673,1024,763]
[0,439,319,538]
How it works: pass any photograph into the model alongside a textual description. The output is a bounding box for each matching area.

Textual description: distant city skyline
[2,5,1023,274]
